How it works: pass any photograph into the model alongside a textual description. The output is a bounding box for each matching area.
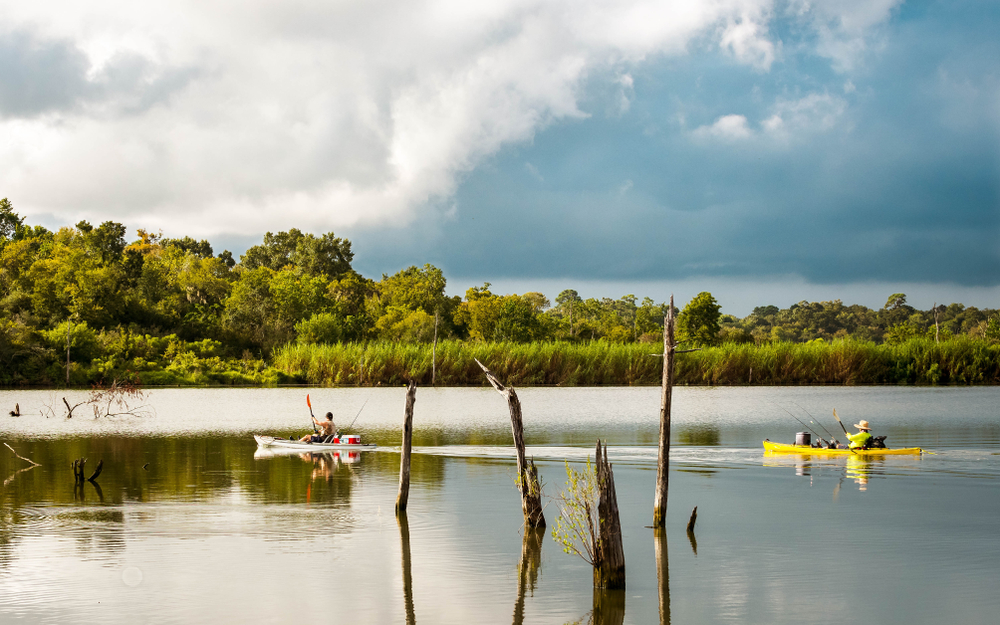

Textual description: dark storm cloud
[0,30,196,119]
[349,0,1000,288]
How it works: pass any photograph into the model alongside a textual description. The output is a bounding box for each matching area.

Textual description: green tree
[241,229,353,279]
[677,291,722,346]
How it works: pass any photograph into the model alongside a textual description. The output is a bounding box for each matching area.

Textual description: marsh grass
[273,338,1000,386]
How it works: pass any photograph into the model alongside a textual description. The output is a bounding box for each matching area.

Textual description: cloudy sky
[2,0,997,314]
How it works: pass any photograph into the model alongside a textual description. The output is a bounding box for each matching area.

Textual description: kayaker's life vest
[847,431,872,449]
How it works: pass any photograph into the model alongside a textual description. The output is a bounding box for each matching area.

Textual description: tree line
[1,199,997,385]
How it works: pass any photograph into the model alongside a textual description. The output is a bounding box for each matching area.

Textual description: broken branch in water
[4,442,41,467]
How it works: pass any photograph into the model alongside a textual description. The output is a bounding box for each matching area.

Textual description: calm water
[1,386,998,624]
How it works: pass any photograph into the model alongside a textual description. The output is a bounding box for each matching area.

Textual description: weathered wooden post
[397,513,416,625]
[475,359,545,528]
[595,440,625,589]
[653,295,676,528]
[654,528,670,625]
[512,527,544,625]
[395,381,417,514]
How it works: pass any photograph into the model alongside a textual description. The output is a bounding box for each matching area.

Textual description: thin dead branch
[4,442,40,467]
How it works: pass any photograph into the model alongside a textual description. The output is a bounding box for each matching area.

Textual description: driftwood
[653,295,676,527]
[654,528,670,625]
[595,441,625,590]
[686,505,699,554]
[396,381,417,514]
[686,506,698,532]
[398,513,416,625]
[512,528,544,625]
[475,359,545,528]
[4,442,40,467]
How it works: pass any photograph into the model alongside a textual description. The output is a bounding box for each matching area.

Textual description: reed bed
[273,338,1000,386]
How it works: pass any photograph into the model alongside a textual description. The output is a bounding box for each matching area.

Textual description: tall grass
[273,338,1000,386]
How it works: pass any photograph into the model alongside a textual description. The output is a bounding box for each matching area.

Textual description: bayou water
[1,386,998,624]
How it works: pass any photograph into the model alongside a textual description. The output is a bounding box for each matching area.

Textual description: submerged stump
[595,441,625,590]
[396,381,417,514]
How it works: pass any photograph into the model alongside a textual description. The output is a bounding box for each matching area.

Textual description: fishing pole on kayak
[306,394,318,434]
[791,401,840,443]
[344,390,375,432]
[772,403,826,443]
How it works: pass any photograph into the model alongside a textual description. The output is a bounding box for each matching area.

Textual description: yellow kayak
[763,440,923,455]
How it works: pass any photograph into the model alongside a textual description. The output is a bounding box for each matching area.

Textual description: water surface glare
[1,386,998,624]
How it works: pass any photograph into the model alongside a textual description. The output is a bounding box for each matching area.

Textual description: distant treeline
[2,199,998,386]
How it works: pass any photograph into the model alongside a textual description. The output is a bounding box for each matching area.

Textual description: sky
[1,0,998,315]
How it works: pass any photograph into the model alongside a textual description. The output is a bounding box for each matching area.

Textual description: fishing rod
[344,391,375,432]
[791,401,840,443]
[772,402,825,442]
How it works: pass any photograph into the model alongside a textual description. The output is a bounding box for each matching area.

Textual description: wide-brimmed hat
[854,420,871,431]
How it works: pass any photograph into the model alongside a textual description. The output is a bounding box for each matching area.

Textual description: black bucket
[795,431,811,446]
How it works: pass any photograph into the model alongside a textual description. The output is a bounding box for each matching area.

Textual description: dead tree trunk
[395,381,417,514]
[475,359,545,528]
[595,440,625,590]
[653,295,676,528]
[72,458,87,484]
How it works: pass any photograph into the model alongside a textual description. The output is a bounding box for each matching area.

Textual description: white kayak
[254,434,377,451]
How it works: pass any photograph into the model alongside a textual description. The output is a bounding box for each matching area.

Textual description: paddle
[307,394,318,434]
[833,409,857,454]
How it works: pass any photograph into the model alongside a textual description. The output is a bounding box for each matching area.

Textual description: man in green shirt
[847,420,873,449]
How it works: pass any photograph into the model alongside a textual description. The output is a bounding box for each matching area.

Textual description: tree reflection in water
[398,513,416,625]
[512,527,544,625]
[655,528,671,625]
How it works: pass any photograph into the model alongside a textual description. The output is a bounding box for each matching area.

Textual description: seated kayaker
[299,412,336,443]
[846,420,873,449]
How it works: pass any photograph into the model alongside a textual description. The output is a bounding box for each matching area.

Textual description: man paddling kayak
[299,412,337,443]
[846,420,873,450]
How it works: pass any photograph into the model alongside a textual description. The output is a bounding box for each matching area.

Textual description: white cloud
[0,0,896,236]
[693,114,753,140]
[762,92,847,136]
[787,0,903,71]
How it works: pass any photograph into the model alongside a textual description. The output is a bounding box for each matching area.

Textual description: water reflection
[512,527,544,625]
[398,513,416,625]
[592,589,626,625]
[654,528,670,625]
[677,426,721,446]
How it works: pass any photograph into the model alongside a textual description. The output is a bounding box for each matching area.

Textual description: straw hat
[854,420,871,431]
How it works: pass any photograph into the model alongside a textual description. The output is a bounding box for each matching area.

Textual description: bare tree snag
[88,460,104,483]
[4,442,40,467]
[72,458,87,484]
[595,440,625,590]
[653,295,676,528]
[654,528,670,625]
[686,506,698,532]
[396,381,417,514]
[8,403,20,417]
[475,359,545,528]
[512,527,544,625]
[63,397,82,418]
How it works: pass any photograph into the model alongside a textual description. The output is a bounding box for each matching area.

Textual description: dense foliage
[1,200,997,386]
